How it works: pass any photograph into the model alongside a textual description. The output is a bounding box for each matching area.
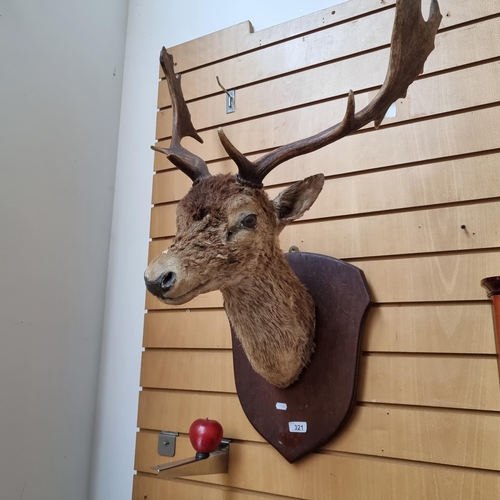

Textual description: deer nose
[144,271,177,296]
[160,272,177,291]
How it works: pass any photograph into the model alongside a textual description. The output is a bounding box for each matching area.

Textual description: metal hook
[216,76,230,96]
[216,76,235,114]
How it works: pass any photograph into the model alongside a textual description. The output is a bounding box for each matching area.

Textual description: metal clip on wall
[151,439,230,480]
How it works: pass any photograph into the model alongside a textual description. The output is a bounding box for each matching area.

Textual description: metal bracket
[157,431,178,457]
[225,89,235,113]
[152,438,231,479]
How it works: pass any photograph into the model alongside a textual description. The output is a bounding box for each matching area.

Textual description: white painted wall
[0,1,128,499]
[90,1,343,499]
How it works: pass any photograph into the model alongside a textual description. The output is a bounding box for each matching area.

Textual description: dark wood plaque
[231,252,371,463]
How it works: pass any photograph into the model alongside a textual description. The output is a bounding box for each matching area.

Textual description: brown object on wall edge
[481,276,500,384]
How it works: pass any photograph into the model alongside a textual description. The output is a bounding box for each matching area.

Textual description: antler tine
[151,47,211,183]
[365,0,442,128]
[219,0,442,187]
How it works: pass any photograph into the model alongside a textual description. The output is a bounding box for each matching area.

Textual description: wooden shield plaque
[230,252,371,463]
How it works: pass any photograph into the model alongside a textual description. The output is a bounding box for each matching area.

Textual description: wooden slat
[270,154,500,222]
[137,390,500,470]
[143,309,232,349]
[406,60,500,120]
[162,21,254,74]
[359,355,500,411]
[133,474,294,500]
[280,201,500,258]
[139,350,500,411]
[334,404,500,471]
[363,303,496,354]
[148,237,172,263]
[140,349,236,393]
[143,303,496,354]
[151,199,500,260]
[154,149,500,217]
[354,251,500,303]
[146,251,500,309]
[135,432,500,500]
[152,170,194,205]
[150,204,175,237]
[160,3,500,105]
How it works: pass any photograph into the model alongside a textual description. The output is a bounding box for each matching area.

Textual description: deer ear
[272,174,325,225]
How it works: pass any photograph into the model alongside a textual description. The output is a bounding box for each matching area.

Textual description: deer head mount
[145,0,442,388]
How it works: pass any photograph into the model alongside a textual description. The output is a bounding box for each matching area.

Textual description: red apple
[189,418,223,456]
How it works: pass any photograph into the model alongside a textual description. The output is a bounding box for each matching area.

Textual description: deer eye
[240,214,257,229]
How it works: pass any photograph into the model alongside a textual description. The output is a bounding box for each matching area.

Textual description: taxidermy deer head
[145,0,442,388]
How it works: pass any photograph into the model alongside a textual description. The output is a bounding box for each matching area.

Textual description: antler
[151,47,211,183]
[219,0,442,187]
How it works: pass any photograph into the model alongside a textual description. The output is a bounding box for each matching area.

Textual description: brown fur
[145,173,324,387]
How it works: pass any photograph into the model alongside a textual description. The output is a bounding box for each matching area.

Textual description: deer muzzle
[144,251,181,299]
[144,270,177,296]
[144,251,213,305]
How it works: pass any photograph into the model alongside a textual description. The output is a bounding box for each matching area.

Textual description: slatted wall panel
[134,0,500,498]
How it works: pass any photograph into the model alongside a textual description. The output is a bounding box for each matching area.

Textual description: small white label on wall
[276,402,287,411]
[288,421,307,433]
